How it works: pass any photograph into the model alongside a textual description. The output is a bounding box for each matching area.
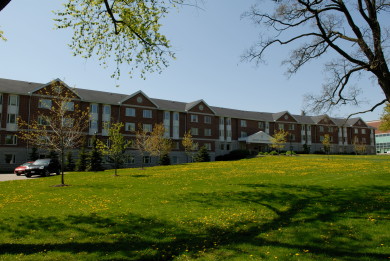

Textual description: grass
[0,155,389,260]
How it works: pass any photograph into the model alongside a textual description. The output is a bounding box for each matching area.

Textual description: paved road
[0,174,40,182]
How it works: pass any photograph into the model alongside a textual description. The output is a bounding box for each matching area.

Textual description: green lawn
[0,155,389,260]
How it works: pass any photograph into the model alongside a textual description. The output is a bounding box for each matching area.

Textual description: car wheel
[16,173,20,176]
[26,173,31,178]
[44,170,50,177]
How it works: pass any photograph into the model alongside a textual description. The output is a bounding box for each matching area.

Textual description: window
[125,122,135,132]
[290,134,295,141]
[219,117,224,125]
[87,138,93,147]
[329,136,333,142]
[266,122,269,129]
[7,113,17,124]
[171,156,179,164]
[5,135,17,145]
[89,120,98,129]
[191,114,198,122]
[191,127,199,135]
[8,95,18,106]
[5,154,16,164]
[103,105,111,115]
[38,116,50,126]
[173,126,179,137]
[204,116,212,124]
[173,112,179,121]
[219,130,224,137]
[63,101,74,111]
[226,118,231,125]
[278,123,284,130]
[241,131,247,138]
[126,156,135,164]
[240,120,247,127]
[125,108,136,117]
[38,99,52,109]
[308,125,311,131]
[204,128,211,136]
[354,128,359,134]
[288,124,295,130]
[328,126,333,132]
[258,122,264,129]
[143,110,152,118]
[320,136,324,142]
[362,129,366,134]
[102,121,110,130]
[164,111,170,120]
[362,137,366,143]
[226,144,231,150]
[143,124,152,132]
[143,156,151,164]
[192,143,199,150]
[301,125,305,131]
[220,144,225,150]
[90,104,98,114]
[173,141,180,150]
[62,118,74,128]
[204,143,211,150]
[226,130,232,137]
[319,126,324,132]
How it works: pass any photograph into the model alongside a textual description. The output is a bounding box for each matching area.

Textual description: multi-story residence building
[367,120,390,153]
[0,78,376,171]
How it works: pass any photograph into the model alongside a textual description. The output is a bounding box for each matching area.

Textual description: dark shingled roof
[0,78,370,127]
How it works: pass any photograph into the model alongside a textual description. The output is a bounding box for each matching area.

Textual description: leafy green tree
[87,135,104,172]
[76,141,88,171]
[194,146,210,163]
[379,103,390,132]
[65,151,75,171]
[29,147,39,161]
[146,123,172,165]
[270,130,288,155]
[97,122,130,176]
[322,134,331,159]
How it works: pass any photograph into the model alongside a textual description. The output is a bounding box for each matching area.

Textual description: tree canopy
[243,0,390,116]
[1,0,189,80]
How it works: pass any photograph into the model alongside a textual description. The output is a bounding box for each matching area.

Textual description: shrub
[194,146,210,162]
[159,154,171,165]
[215,150,250,161]
[269,151,278,155]
[285,150,296,156]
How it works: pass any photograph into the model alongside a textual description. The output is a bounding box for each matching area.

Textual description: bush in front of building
[194,146,210,162]
[215,149,250,161]
[159,154,171,165]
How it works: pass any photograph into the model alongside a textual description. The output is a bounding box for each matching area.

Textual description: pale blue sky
[0,0,386,121]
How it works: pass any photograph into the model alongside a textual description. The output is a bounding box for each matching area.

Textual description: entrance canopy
[238,131,273,144]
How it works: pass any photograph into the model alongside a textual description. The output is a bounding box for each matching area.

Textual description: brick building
[0,78,376,171]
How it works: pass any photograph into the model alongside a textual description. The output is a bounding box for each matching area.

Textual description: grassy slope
[0,155,389,260]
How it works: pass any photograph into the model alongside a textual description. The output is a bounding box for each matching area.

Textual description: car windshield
[21,162,33,166]
[32,159,50,165]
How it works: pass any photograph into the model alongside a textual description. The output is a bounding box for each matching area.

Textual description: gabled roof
[272,111,299,122]
[119,90,159,108]
[31,78,83,99]
[185,99,216,114]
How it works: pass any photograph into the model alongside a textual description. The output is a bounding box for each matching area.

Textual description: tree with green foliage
[29,147,39,161]
[182,130,196,163]
[159,153,171,166]
[97,122,130,176]
[65,151,75,171]
[322,134,331,159]
[76,140,89,171]
[194,146,210,162]
[1,1,193,80]
[146,123,172,165]
[87,135,104,172]
[379,103,390,132]
[270,130,288,155]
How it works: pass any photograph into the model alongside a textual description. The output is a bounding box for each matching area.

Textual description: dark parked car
[25,159,61,178]
[14,162,34,176]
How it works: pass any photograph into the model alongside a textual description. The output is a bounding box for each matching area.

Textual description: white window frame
[278,123,284,130]
[125,122,135,132]
[240,120,247,127]
[5,135,17,145]
[125,108,136,117]
[143,124,152,132]
[7,113,17,124]
[204,128,212,136]
[204,143,212,151]
[191,127,199,135]
[103,105,111,115]
[258,122,264,129]
[204,116,212,124]
[38,99,52,109]
[4,154,16,164]
[90,104,98,114]
[8,95,18,106]
[241,131,247,138]
[143,109,152,118]
[63,101,74,111]
[191,114,198,123]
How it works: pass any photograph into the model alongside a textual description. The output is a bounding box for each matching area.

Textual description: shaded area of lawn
[0,182,388,260]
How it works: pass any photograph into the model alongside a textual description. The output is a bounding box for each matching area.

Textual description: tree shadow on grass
[0,184,388,260]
